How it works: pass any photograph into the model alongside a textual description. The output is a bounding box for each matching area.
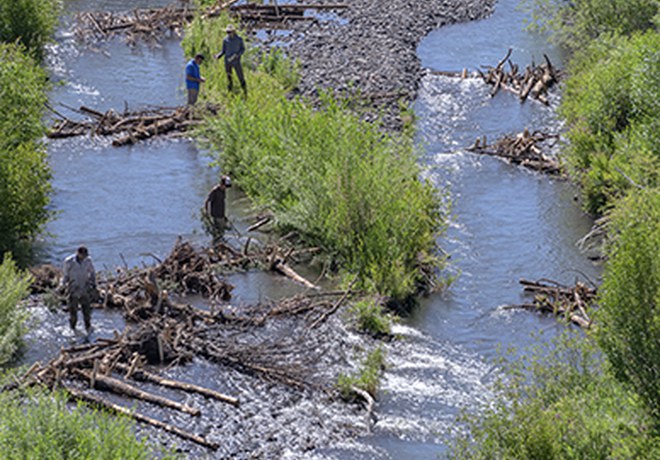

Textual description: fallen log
[114,362,240,407]
[74,369,201,416]
[64,384,219,450]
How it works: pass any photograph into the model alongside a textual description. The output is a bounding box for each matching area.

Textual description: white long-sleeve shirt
[62,254,96,296]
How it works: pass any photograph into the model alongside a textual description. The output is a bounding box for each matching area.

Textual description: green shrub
[450,333,659,459]
[0,254,31,366]
[183,16,446,301]
[348,297,392,336]
[0,0,60,61]
[337,346,386,399]
[522,0,658,52]
[0,43,52,259]
[597,189,660,424]
[0,387,179,459]
[560,31,659,213]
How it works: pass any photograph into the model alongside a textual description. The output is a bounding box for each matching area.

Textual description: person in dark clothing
[61,246,97,335]
[214,24,247,95]
[204,175,232,239]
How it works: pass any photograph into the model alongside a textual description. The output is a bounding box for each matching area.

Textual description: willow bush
[451,334,659,459]
[0,254,32,366]
[597,190,660,424]
[0,387,179,459]
[0,0,60,61]
[183,16,446,301]
[0,43,52,260]
[560,31,659,213]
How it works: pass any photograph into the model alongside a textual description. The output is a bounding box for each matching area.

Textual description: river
[33,0,600,458]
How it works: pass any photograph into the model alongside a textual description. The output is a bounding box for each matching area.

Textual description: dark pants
[225,60,247,94]
[68,293,92,331]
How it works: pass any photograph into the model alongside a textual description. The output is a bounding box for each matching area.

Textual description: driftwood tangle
[48,104,217,146]
[467,128,562,175]
[506,278,597,329]
[17,238,355,449]
[430,49,560,105]
[74,1,349,43]
[479,49,560,105]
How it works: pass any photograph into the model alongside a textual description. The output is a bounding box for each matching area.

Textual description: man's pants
[225,61,247,93]
[68,294,92,331]
[187,88,199,105]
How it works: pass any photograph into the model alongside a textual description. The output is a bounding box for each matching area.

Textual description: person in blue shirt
[185,53,206,105]
[215,24,247,96]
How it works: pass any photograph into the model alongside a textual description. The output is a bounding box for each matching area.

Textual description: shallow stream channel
[25,0,600,458]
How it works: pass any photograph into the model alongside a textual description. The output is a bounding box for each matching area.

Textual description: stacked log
[48,104,217,146]
[467,128,562,175]
[506,278,598,329]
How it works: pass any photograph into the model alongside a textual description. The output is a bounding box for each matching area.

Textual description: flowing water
[29,0,601,458]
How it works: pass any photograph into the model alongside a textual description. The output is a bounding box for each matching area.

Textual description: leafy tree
[0,43,52,260]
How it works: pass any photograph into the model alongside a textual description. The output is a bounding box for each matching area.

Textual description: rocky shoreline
[260,0,495,129]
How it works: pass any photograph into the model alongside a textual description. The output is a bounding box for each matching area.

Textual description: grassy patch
[0,254,31,366]
[348,297,392,337]
[337,346,386,399]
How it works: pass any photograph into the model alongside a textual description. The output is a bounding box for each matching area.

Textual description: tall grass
[0,254,31,366]
[183,15,446,301]
[0,387,179,459]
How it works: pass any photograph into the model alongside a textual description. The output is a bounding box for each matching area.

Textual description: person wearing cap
[185,53,206,105]
[214,24,247,95]
[61,246,97,335]
[204,175,232,239]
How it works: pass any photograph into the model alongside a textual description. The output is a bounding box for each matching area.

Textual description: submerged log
[64,385,219,450]
[74,369,201,416]
[114,362,240,407]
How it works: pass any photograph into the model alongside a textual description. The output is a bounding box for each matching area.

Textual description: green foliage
[0,254,31,367]
[0,0,60,61]
[560,31,659,213]
[522,0,658,51]
[337,346,386,399]
[258,47,301,91]
[0,43,53,260]
[451,333,660,459]
[0,387,179,459]
[597,190,660,424]
[183,15,446,301]
[348,297,392,336]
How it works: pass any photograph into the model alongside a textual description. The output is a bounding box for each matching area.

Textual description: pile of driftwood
[506,278,597,329]
[15,239,357,449]
[74,1,349,44]
[232,3,348,27]
[75,3,196,45]
[467,128,562,175]
[48,104,216,146]
[479,49,560,105]
[429,49,560,105]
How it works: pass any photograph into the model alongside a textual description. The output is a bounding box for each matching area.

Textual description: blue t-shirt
[185,59,200,90]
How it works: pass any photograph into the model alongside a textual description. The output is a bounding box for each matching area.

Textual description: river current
[32,0,600,458]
